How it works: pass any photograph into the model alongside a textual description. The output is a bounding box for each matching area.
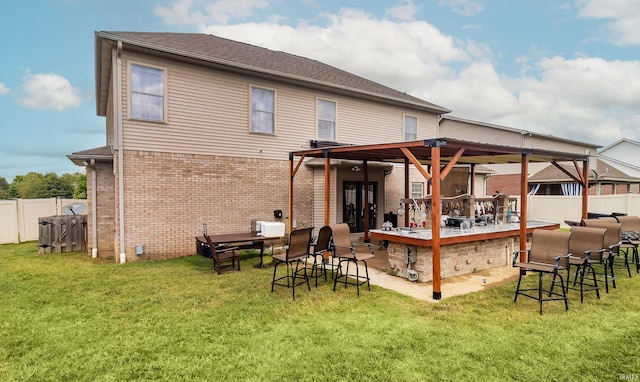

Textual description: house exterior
[598,138,640,179]
[68,31,450,262]
[439,116,601,196]
[528,158,640,195]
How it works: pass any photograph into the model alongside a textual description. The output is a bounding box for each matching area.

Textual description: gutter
[115,41,126,264]
[90,159,98,258]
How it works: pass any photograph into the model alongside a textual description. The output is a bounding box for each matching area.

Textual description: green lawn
[1,242,639,381]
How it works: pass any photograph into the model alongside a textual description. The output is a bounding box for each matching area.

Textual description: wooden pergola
[289,138,591,299]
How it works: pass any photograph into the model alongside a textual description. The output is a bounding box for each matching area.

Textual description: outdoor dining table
[196,232,278,268]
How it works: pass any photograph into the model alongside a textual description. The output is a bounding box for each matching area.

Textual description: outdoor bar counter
[370,220,559,282]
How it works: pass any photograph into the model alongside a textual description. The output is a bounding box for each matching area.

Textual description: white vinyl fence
[2,195,638,244]
[0,198,87,244]
[527,194,640,227]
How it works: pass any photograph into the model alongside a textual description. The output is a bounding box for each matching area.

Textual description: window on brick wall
[250,86,275,134]
[411,182,424,198]
[130,64,165,122]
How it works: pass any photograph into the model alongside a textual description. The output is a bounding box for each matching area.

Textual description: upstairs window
[131,64,165,122]
[317,99,336,141]
[404,115,417,141]
[251,87,275,134]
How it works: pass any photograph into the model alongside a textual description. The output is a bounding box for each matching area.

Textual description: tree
[0,176,8,199]
[61,173,87,199]
[8,172,84,199]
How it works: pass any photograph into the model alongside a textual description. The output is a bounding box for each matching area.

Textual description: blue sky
[1,0,639,182]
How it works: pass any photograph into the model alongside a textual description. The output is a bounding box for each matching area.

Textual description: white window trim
[403,114,418,141]
[249,85,277,135]
[411,182,424,199]
[316,97,337,141]
[128,61,167,123]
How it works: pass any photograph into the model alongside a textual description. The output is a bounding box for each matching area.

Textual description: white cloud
[202,8,472,93]
[437,0,485,16]
[385,0,420,22]
[154,0,270,25]
[577,0,640,46]
[17,73,85,111]
[434,56,640,145]
[167,4,639,146]
[0,82,9,95]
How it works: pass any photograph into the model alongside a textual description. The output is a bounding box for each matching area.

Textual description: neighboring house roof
[473,164,494,174]
[66,146,113,166]
[94,31,451,117]
[597,138,640,175]
[528,160,640,184]
[599,137,640,153]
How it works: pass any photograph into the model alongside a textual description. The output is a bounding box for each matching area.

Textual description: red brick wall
[86,161,116,258]
[486,174,521,196]
[114,149,313,261]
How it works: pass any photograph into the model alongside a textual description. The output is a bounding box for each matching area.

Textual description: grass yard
[1,242,639,381]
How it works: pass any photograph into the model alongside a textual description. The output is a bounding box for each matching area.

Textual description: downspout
[116,41,126,264]
[90,159,98,258]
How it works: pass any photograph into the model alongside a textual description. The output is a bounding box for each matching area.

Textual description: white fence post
[0,200,19,244]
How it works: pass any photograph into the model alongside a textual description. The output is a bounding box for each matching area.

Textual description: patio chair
[582,219,625,287]
[271,227,313,300]
[613,215,640,274]
[513,229,571,314]
[330,223,375,297]
[204,235,240,275]
[567,226,607,303]
[308,225,332,287]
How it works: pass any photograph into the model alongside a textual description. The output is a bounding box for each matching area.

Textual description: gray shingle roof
[528,160,639,183]
[96,31,450,114]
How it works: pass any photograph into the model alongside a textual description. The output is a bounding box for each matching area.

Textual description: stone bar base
[386,236,520,283]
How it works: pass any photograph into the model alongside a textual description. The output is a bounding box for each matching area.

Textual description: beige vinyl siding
[336,98,438,143]
[440,119,594,155]
[119,51,441,161]
[601,141,636,159]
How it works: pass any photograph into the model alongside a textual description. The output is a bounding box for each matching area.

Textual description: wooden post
[404,158,409,227]
[470,164,475,196]
[431,146,442,300]
[288,154,294,233]
[582,159,589,220]
[324,150,331,226]
[519,152,529,264]
[363,160,369,241]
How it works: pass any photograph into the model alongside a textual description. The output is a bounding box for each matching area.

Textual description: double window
[251,86,275,134]
[130,64,165,122]
[317,99,336,141]
[404,115,417,141]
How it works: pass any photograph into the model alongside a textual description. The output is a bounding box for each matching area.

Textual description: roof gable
[528,160,639,183]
